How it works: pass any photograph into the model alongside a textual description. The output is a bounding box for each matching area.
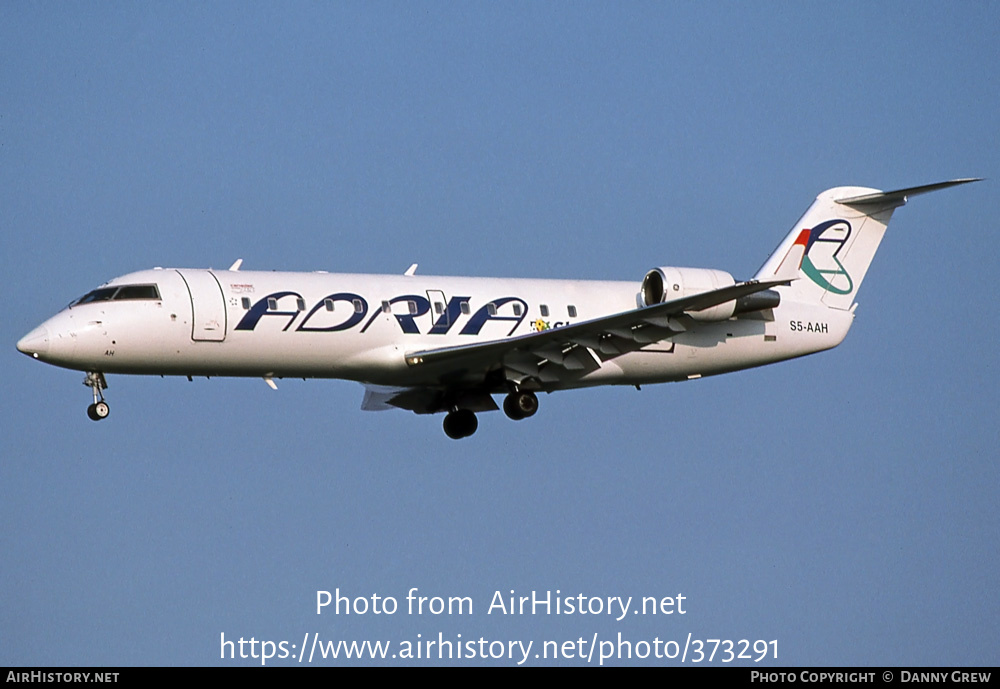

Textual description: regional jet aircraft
[17,179,978,438]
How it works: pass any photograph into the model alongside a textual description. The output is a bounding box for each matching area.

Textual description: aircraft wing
[401,277,791,388]
[361,384,499,414]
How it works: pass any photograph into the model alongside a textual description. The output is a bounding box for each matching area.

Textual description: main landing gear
[441,391,540,439]
[443,409,478,439]
[84,371,109,421]
[503,390,538,421]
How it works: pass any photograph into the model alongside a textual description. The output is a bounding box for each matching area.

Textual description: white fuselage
[19,267,852,391]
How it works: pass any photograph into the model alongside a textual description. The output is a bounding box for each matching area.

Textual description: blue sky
[2,2,997,666]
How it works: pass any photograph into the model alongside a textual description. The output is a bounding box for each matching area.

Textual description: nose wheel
[87,401,110,421]
[84,372,109,421]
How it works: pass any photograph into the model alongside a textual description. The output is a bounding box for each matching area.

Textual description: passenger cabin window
[296,298,306,311]
[267,298,278,311]
[241,297,251,310]
[568,305,577,317]
[487,303,497,316]
[513,303,522,316]
[324,299,335,312]
[460,301,471,315]
[540,304,549,317]
[353,299,364,313]
[407,300,418,315]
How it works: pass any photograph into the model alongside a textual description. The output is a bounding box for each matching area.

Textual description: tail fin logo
[801,219,854,295]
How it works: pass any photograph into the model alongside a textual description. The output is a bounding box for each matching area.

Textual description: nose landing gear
[84,371,109,421]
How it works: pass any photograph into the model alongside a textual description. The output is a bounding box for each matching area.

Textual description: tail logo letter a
[801,219,854,295]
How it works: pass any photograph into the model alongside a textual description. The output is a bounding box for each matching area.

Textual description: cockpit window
[72,287,117,305]
[113,284,160,300]
[72,284,160,306]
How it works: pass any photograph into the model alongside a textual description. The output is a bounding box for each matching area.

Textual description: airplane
[17,179,978,439]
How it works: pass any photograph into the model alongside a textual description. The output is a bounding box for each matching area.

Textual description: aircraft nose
[17,326,50,358]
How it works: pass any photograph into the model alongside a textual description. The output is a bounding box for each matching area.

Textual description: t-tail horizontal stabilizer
[836,178,982,208]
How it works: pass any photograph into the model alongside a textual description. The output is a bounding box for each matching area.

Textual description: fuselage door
[176,270,227,341]
[427,290,449,330]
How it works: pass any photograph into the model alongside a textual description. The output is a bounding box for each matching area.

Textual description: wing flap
[361,385,498,414]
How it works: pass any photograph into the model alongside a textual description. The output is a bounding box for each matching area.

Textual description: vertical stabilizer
[754,179,979,310]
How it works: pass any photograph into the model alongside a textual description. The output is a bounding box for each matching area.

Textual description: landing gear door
[177,270,227,342]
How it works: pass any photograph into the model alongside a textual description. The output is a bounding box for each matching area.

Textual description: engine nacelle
[639,266,737,321]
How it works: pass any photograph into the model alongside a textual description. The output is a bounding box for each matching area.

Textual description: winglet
[229,258,243,271]
[404,263,418,276]
[771,228,809,281]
